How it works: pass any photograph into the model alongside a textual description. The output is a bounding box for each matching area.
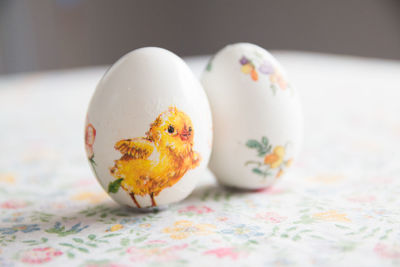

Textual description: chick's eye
[188,127,192,132]
[168,125,175,134]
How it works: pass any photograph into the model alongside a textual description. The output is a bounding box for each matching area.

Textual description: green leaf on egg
[252,168,263,175]
[246,139,262,149]
[206,56,214,71]
[261,136,269,146]
[108,178,123,193]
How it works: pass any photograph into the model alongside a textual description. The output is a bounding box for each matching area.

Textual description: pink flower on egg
[85,123,96,159]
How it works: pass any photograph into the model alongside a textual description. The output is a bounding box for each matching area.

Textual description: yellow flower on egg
[240,63,259,81]
[241,64,253,74]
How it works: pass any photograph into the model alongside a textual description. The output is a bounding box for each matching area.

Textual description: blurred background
[0,0,399,75]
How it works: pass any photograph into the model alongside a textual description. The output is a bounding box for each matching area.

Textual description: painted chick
[109,106,201,208]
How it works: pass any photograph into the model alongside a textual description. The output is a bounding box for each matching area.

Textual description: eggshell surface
[85,47,212,208]
[201,43,303,189]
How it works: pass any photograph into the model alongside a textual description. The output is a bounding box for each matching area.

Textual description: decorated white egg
[201,43,303,189]
[85,47,213,209]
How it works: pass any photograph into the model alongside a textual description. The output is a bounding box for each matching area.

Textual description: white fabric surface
[0,52,400,266]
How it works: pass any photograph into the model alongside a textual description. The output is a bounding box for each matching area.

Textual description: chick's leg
[150,192,157,207]
[129,193,141,208]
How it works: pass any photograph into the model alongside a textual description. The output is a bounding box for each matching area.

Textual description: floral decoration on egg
[245,136,293,178]
[239,56,259,81]
[108,106,201,208]
[239,55,290,95]
[85,123,97,171]
[205,55,214,72]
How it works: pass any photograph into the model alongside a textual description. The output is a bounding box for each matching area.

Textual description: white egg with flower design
[85,47,212,209]
[201,43,303,189]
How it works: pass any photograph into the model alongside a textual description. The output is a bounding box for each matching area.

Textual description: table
[1,52,400,266]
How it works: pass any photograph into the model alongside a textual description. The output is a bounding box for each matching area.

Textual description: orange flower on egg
[250,69,258,81]
[264,146,285,169]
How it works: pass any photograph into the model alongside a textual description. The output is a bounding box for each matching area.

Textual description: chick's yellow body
[109,107,201,207]
[111,139,199,196]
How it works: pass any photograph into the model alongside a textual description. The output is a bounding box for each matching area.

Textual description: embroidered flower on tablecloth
[204,247,243,260]
[45,222,89,236]
[220,224,264,239]
[17,247,62,264]
[256,212,287,224]
[71,191,108,204]
[107,224,124,232]
[0,224,40,235]
[178,205,214,216]
[312,210,351,222]
[126,243,188,262]
[80,260,128,267]
[0,173,15,184]
[2,212,24,223]
[374,243,400,259]
[0,200,28,209]
[163,220,215,240]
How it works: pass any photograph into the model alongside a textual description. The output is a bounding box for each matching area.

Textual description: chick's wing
[114,138,154,160]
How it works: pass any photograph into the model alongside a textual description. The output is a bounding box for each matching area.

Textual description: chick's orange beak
[179,128,190,141]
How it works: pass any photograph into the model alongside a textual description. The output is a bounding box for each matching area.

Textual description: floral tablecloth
[1,52,400,267]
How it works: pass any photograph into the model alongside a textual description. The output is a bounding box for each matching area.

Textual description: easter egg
[201,43,303,189]
[85,47,213,209]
